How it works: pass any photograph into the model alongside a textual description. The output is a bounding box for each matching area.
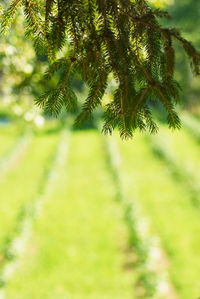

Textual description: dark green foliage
[35,59,78,115]
[1,0,200,138]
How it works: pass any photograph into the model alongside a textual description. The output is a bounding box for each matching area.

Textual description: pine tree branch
[1,0,200,138]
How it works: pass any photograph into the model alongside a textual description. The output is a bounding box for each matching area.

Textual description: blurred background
[0,0,200,298]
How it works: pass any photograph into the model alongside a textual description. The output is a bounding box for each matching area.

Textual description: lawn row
[4,128,196,299]
[104,136,175,298]
[1,124,200,298]
[0,129,69,293]
[3,131,134,299]
[4,130,182,299]
[150,120,200,206]
[115,130,200,299]
[0,125,60,271]
[0,125,24,159]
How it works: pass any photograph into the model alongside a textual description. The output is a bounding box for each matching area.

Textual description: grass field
[0,118,200,298]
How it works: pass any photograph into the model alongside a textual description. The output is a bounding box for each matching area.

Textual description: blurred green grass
[116,131,200,299]
[0,125,23,159]
[4,131,133,299]
[0,119,200,298]
[0,130,59,253]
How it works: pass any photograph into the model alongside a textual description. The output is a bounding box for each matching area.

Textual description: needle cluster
[1,0,200,138]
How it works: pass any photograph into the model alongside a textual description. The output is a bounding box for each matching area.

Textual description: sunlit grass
[0,131,59,251]
[152,127,200,206]
[1,123,200,298]
[152,125,200,188]
[116,133,200,299]
[0,125,23,159]
[4,131,133,299]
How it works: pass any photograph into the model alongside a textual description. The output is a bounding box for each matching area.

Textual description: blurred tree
[168,0,200,110]
[169,0,200,45]
[0,8,46,115]
[150,0,200,110]
[1,0,200,138]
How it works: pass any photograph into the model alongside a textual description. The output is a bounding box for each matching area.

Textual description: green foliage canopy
[1,0,200,138]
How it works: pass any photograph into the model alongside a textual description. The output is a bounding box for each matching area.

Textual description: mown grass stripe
[116,132,200,299]
[181,112,200,141]
[0,131,59,250]
[105,135,176,299]
[0,125,24,159]
[0,130,32,180]
[0,129,69,296]
[4,130,133,299]
[150,126,200,207]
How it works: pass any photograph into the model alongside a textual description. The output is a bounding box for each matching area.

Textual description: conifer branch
[1,0,200,138]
